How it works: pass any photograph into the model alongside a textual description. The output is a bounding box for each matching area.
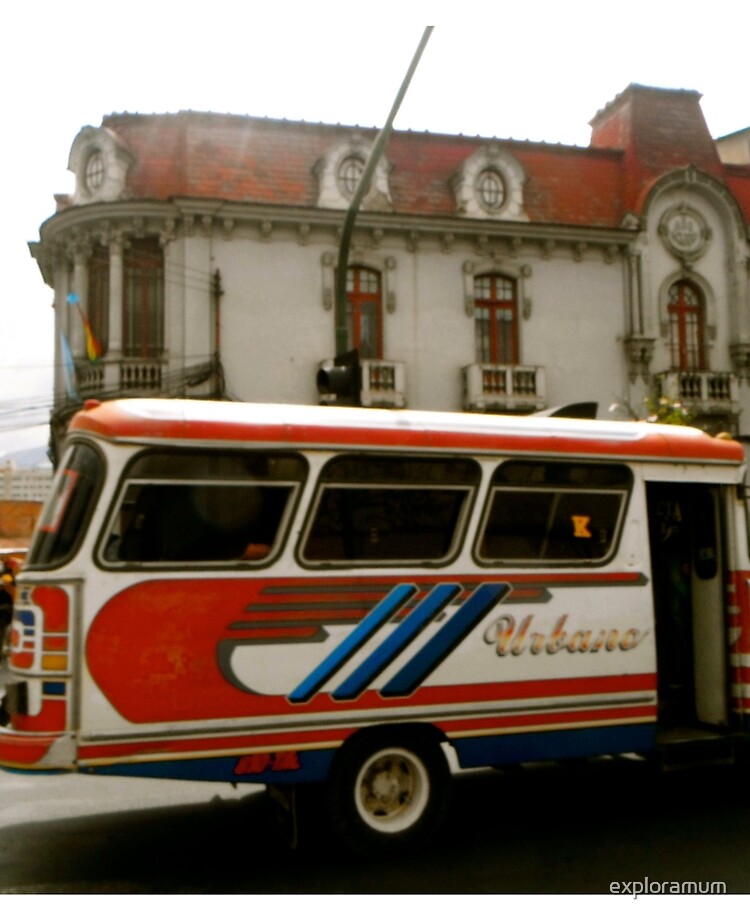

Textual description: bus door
[646,483,729,730]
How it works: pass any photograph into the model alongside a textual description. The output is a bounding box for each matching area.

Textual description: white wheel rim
[354,747,430,833]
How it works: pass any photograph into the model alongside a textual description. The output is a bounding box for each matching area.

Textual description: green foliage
[645,395,693,426]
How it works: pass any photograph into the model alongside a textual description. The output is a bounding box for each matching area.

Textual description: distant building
[29,83,750,458]
[0,500,44,549]
[0,461,52,503]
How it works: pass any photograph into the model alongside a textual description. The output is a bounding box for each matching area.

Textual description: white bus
[2,398,748,853]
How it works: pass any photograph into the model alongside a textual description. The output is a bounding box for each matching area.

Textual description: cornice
[32,196,639,265]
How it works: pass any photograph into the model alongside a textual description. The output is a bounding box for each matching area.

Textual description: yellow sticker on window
[572,515,592,538]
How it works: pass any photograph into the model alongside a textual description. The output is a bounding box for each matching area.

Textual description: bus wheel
[327,731,450,855]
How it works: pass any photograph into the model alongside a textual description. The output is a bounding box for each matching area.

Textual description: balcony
[318,358,406,408]
[462,363,547,413]
[120,358,164,392]
[654,370,739,418]
[75,357,166,399]
[361,359,406,408]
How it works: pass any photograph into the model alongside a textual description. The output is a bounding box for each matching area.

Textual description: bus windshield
[27,443,103,568]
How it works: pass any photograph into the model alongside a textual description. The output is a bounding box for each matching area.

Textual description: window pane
[88,245,109,355]
[107,482,294,563]
[321,454,479,485]
[303,486,470,563]
[479,490,554,560]
[123,237,164,358]
[359,269,380,294]
[474,277,491,299]
[477,169,505,211]
[496,279,514,300]
[359,302,379,359]
[475,307,491,363]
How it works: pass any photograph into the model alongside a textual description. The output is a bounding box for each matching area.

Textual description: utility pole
[334,26,433,356]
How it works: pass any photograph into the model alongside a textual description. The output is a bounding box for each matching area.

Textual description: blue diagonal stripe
[381,582,510,698]
[332,583,461,701]
[288,583,416,703]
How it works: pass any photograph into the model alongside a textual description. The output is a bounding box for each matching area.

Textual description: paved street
[2,750,750,894]
[4,654,750,894]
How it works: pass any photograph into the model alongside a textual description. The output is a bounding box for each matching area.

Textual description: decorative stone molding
[221,218,235,240]
[620,212,642,231]
[159,219,178,247]
[623,335,655,383]
[658,203,711,267]
[441,233,455,253]
[605,244,619,264]
[730,342,750,381]
[463,261,476,315]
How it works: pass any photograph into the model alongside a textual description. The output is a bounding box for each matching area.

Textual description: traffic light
[317,349,361,406]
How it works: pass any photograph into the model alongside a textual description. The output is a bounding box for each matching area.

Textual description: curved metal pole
[335,26,434,354]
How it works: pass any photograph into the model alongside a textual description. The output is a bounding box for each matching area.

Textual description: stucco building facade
[29,84,750,456]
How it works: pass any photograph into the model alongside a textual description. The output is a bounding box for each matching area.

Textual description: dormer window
[68,125,134,205]
[452,145,528,221]
[315,137,392,211]
[476,168,506,213]
[338,155,366,198]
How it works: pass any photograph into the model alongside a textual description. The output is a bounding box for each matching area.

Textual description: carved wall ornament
[658,204,711,266]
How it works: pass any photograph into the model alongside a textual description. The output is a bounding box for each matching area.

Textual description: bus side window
[300,454,479,566]
[100,450,306,566]
[476,461,632,565]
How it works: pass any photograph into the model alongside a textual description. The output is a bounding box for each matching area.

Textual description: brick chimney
[589,84,723,210]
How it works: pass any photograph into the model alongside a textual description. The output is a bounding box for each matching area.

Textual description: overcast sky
[1,0,748,453]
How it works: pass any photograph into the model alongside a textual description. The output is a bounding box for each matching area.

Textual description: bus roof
[68,398,745,465]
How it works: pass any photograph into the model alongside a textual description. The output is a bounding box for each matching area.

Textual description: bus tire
[326,730,450,855]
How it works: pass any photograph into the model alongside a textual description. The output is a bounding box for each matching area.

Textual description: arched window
[88,245,109,357]
[345,266,382,359]
[667,280,705,371]
[474,273,518,364]
[123,238,164,358]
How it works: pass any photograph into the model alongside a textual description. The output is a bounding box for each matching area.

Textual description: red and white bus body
[2,399,749,846]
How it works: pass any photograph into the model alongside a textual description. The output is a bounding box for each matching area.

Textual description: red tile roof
[97,86,749,228]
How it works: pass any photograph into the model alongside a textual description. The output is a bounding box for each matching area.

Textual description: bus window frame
[297,452,481,569]
[95,447,308,571]
[473,459,633,568]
